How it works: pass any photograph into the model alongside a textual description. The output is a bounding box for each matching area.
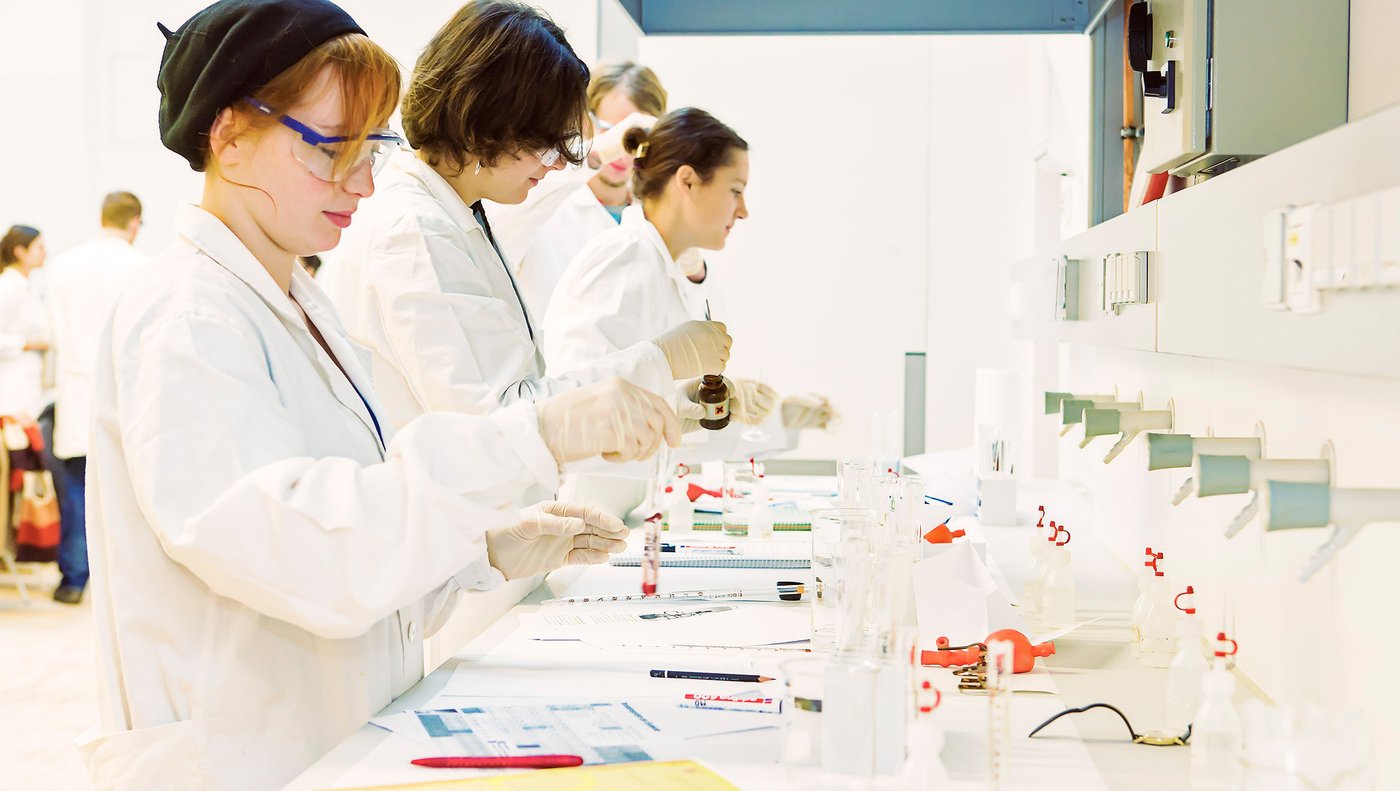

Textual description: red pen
[411,755,584,769]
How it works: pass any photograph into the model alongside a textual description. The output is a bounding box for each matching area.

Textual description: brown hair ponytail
[627,108,747,201]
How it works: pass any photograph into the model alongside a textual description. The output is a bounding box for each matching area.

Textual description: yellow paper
[326,759,741,791]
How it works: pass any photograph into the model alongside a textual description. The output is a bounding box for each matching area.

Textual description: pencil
[650,669,775,683]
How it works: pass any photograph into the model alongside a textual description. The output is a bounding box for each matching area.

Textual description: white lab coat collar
[622,204,708,320]
[391,152,488,240]
[173,204,387,452]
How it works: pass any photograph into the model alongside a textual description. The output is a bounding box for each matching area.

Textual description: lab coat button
[406,621,419,641]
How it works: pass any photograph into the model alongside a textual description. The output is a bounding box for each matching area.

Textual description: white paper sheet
[372,697,778,757]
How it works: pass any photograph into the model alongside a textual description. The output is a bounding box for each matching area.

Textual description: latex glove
[537,377,681,464]
[652,320,731,379]
[782,394,839,430]
[729,378,779,425]
[591,112,657,164]
[679,376,778,427]
[676,248,706,279]
[486,501,629,581]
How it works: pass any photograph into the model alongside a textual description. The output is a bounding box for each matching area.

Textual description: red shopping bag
[14,470,60,563]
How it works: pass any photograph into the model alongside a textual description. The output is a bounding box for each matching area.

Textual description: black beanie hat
[156,0,366,171]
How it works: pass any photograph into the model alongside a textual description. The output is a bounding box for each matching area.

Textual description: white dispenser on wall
[1126,0,1348,179]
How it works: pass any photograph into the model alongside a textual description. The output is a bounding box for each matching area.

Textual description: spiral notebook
[609,540,810,569]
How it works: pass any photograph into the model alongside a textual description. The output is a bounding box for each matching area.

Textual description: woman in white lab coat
[486,62,671,318]
[0,225,50,420]
[327,4,729,433]
[544,109,838,459]
[82,3,680,788]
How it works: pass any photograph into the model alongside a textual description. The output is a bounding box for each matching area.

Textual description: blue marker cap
[1147,434,1195,470]
[1265,481,1331,531]
[1195,455,1253,497]
[1082,408,1121,437]
[1062,399,1093,425]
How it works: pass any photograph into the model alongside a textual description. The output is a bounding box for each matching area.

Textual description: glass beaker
[875,473,925,546]
[809,508,877,650]
[721,461,759,537]
[780,657,827,775]
[837,458,877,509]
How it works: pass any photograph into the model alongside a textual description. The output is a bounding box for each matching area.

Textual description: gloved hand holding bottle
[652,320,731,379]
[486,501,629,580]
[678,375,780,427]
[537,377,682,464]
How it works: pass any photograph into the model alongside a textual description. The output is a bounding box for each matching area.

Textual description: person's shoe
[53,585,84,605]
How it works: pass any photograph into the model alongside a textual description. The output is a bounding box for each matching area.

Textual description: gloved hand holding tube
[589,112,657,166]
[486,501,629,580]
[652,320,731,380]
[537,377,681,464]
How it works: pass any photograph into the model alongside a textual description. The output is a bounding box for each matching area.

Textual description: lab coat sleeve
[0,278,28,359]
[543,240,663,376]
[369,222,671,413]
[115,307,560,641]
[485,164,596,270]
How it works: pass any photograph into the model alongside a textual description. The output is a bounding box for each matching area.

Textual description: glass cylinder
[809,508,877,651]
[780,657,827,775]
[837,458,877,510]
[721,461,759,537]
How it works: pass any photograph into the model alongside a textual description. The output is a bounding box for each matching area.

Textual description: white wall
[637,33,1087,460]
[1350,0,1400,120]
[0,0,602,260]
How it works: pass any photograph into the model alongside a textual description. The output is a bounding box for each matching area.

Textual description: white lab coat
[0,267,50,418]
[46,234,147,458]
[325,152,671,434]
[543,205,794,514]
[80,205,560,791]
[484,165,614,317]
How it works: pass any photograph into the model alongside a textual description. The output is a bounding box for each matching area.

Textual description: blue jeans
[37,405,88,590]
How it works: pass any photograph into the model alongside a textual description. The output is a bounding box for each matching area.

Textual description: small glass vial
[698,374,731,430]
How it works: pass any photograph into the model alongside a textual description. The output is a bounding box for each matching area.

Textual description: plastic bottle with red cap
[1025,520,1059,614]
[1129,548,1162,659]
[1039,526,1076,630]
[665,484,693,535]
[1138,551,1179,668]
[906,680,947,789]
[746,458,774,539]
[1190,632,1242,790]
[1165,585,1207,733]
[1024,508,1051,607]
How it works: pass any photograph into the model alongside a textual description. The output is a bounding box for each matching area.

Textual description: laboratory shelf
[1011,204,1159,353]
[1154,102,1400,380]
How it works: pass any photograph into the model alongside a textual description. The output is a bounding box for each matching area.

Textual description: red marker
[411,755,584,769]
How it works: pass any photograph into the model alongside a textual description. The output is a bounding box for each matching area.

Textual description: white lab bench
[286,476,1240,790]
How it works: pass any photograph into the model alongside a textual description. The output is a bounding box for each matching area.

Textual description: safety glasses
[243,97,405,182]
[536,135,587,168]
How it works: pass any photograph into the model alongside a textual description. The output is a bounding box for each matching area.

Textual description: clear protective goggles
[243,97,405,182]
[535,134,587,168]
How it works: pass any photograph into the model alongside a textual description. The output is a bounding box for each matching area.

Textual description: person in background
[544,108,838,492]
[487,61,670,317]
[81,1,677,786]
[0,226,51,422]
[328,1,728,440]
[43,192,148,604]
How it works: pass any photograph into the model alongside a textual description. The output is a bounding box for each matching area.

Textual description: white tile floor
[0,563,96,791]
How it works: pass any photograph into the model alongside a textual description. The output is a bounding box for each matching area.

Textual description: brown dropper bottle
[697,374,730,430]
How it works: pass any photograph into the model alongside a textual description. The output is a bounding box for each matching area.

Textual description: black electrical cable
[1027,703,1192,746]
